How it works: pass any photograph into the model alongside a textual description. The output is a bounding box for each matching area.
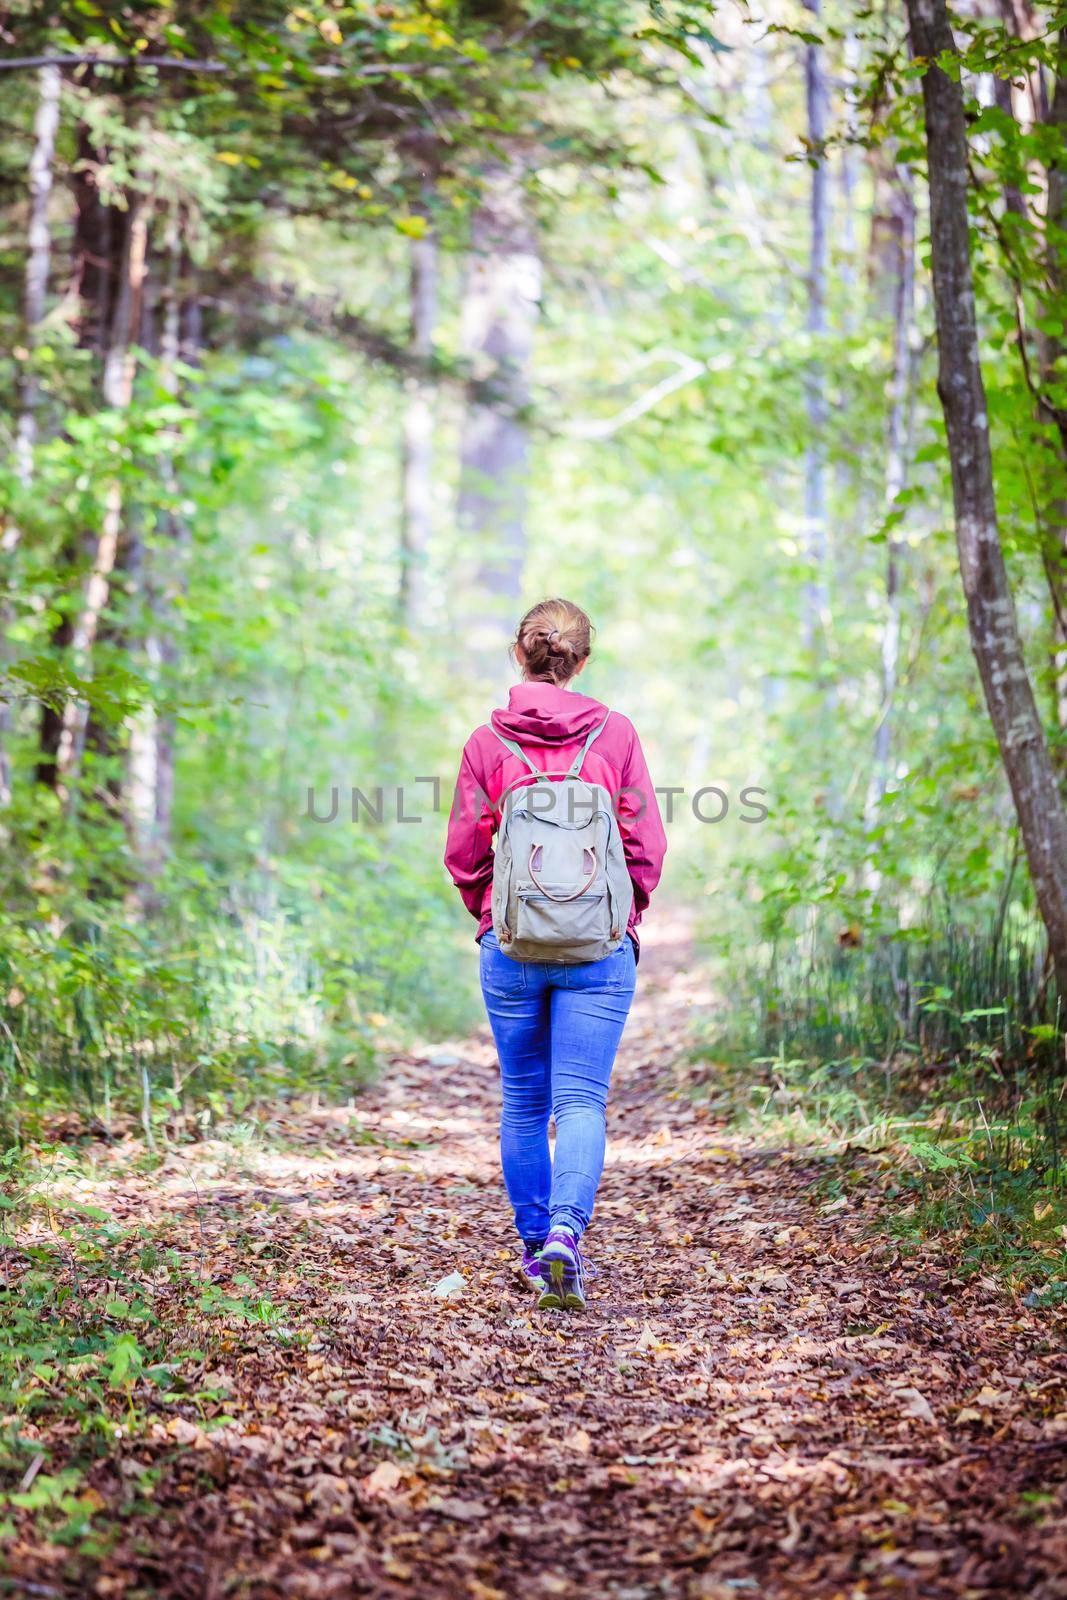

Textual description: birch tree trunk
[124,219,171,865]
[127,207,198,879]
[13,64,61,490]
[36,127,112,792]
[456,165,540,674]
[906,0,1067,994]
[398,225,437,630]
[154,259,201,865]
[998,0,1047,124]
[0,62,60,806]
[865,170,915,842]
[801,0,830,654]
[838,32,860,332]
[55,189,149,791]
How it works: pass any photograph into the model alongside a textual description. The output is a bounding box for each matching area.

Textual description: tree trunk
[55,189,149,791]
[865,169,916,839]
[992,68,1028,221]
[85,209,162,836]
[456,164,540,672]
[998,0,1048,123]
[37,129,115,791]
[124,206,198,881]
[14,63,61,489]
[906,0,1067,994]
[154,247,200,866]
[1041,31,1067,749]
[0,62,61,805]
[801,0,830,653]
[398,225,438,630]
[838,32,860,332]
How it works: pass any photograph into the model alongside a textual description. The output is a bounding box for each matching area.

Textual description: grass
[0,868,482,1144]
[0,1135,312,1560]
[694,917,1067,1301]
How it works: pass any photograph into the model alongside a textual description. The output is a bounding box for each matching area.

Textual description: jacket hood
[490,682,609,745]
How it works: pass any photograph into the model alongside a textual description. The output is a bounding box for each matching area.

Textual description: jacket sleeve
[616,722,667,918]
[443,739,498,921]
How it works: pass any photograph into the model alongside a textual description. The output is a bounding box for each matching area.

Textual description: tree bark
[838,31,860,332]
[1040,30,1067,747]
[55,188,149,790]
[398,225,438,630]
[13,63,61,489]
[906,0,1067,994]
[154,248,200,865]
[801,0,830,653]
[865,169,916,840]
[37,128,114,790]
[456,164,540,669]
[124,205,198,880]
[1,62,61,806]
[998,0,1048,123]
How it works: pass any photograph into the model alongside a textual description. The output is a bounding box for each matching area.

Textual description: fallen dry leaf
[428,1496,489,1522]
[562,1427,592,1455]
[894,1387,936,1426]
[362,1460,404,1496]
[431,1269,467,1300]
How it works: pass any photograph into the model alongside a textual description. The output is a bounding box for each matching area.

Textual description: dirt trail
[14,915,1067,1598]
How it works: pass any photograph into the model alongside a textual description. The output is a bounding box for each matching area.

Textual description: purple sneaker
[537,1228,588,1311]
[516,1244,545,1293]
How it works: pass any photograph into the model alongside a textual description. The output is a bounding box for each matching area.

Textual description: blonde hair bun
[514,599,593,685]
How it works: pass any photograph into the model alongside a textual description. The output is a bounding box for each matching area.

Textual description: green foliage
[0,1175,172,1544]
[0,0,666,1134]
[693,902,1067,1293]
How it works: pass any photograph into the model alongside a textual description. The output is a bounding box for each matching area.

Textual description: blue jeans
[478,929,637,1243]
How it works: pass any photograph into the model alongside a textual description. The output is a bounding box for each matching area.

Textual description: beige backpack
[490,717,634,964]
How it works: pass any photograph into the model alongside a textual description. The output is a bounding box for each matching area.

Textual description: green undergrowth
[0,1142,314,1559]
[692,1043,1067,1301]
[0,874,481,1144]
[694,923,1067,1303]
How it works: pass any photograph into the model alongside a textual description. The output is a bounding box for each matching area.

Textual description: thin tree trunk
[802,0,830,653]
[127,205,195,877]
[1041,31,1067,750]
[992,67,1028,221]
[834,33,864,527]
[998,0,1048,123]
[838,32,860,333]
[13,63,61,490]
[398,225,438,630]
[153,250,200,865]
[906,0,1067,994]
[456,164,540,671]
[86,215,161,835]
[36,126,113,792]
[125,220,171,866]
[56,190,149,790]
[865,170,916,841]
[1,62,61,805]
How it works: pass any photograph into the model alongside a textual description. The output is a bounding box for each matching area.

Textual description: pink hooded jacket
[443,682,667,952]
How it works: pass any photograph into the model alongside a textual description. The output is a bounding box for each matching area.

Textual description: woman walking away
[444,598,667,1310]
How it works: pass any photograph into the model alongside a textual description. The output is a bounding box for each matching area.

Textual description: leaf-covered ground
[4,917,1067,1597]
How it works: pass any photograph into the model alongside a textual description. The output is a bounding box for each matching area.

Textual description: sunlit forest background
[2,0,1066,1213]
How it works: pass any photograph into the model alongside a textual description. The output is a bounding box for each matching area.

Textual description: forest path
[19,915,1067,1598]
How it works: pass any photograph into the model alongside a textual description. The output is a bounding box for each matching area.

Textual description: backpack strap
[490,727,544,776]
[491,712,610,781]
[564,714,610,780]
